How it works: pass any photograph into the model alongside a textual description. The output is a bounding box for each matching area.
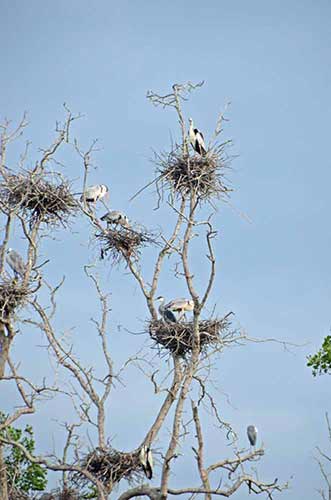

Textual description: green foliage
[0,414,47,494]
[307,335,331,376]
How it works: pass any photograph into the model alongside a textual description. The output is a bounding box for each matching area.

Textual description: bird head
[100,184,109,200]
[155,295,164,302]
[189,117,193,124]
[6,248,12,254]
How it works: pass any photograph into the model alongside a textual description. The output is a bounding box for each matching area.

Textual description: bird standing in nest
[101,210,130,229]
[139,445,153,480]
[165,297,194,321]
[189,118,207,156]
[6,248,26,279]
[80,184,109,204]
[156,296,177,323]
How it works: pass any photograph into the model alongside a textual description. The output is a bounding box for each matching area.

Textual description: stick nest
[72,447,144,489]
[149,316,232,356]
[97,227,156,264]
[0,278,30,319]
[8,489,30,500]
[155,144,232,201]
[38,487,80,500]
[0,172,78,226]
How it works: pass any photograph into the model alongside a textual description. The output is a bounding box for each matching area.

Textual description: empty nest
[154,144,232,201]
[0,279,29,319]
[0,171,78,226]
[72,447,144,490]
[97,227,156,264]
[38,487,80,500]
[149,316,232,356]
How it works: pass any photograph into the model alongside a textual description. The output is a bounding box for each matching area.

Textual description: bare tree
[0,83,287,500]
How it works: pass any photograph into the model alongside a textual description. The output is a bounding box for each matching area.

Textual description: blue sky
[1,0,331,498]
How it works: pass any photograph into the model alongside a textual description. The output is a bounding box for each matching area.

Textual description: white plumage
[6,248,26,278]
[189,118,207,156]
[100,210,130,228]
[139,445,153,480]
[165,297,194,320]
[80,184,109,203]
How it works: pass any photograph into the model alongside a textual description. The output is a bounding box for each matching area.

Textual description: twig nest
[97,226,156,264]
[39,488,80,500]
[0,171,78,226]
[8,488,30,500]
[73,448,145,490]
[0,279,29,319]
[155,144,232,201]
[149,316,233,356]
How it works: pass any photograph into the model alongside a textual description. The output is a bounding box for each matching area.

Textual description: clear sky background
[1,0,331,498]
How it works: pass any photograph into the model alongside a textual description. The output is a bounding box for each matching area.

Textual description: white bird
[6,248,26,278]
[139,445,153,480]
[189,118,207,156]
[80,184,109,204]
[247,425,258,447]
[100,210,130,228]
[155,296,177,324]
[165,297,194,320]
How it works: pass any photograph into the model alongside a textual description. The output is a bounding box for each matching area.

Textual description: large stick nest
[72,447,144,490]
[0,278,30,319]
[149,315,233,356]
[154,144,232,201]
[0,171,78,226]
[97,226,156,264]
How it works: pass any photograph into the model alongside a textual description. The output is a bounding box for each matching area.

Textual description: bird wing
[164,309,177,323]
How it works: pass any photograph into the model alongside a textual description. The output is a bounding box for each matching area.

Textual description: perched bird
[155,296,177,324]
[139,445,153,480]
[101,210,130,228]
[80,184,109,204]
[165,297,194,320]
[189,118,207,156]
[247,425,258,447]
[6,248,26,279]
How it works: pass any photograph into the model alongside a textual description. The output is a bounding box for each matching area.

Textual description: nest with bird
[0,171,78,227]
[97,226,156,264]
[72,447,145,490]
[0,278,30,320]
[153,143,232,202]
[148,314,233,356]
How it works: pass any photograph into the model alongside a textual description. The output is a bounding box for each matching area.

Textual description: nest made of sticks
[0,171,78,226]
[8,489,30,500]
[154,143,232,201]
[38,487,80,500]
[0,278,29,319]
[72,447,144,490]
[97,226,156,264]
[149,316,232,356]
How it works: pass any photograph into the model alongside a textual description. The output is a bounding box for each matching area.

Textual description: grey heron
[189,118,207,156]
[80,184,109,204]
[100,210,130,228]
[139,445,153,480]
[6,248,26,279]
[156,296,177,323]
[165,297,194,320]
[247,425,258,447]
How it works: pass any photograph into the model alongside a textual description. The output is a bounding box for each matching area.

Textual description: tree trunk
[0,445,8,500]
[0,323,9,500]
